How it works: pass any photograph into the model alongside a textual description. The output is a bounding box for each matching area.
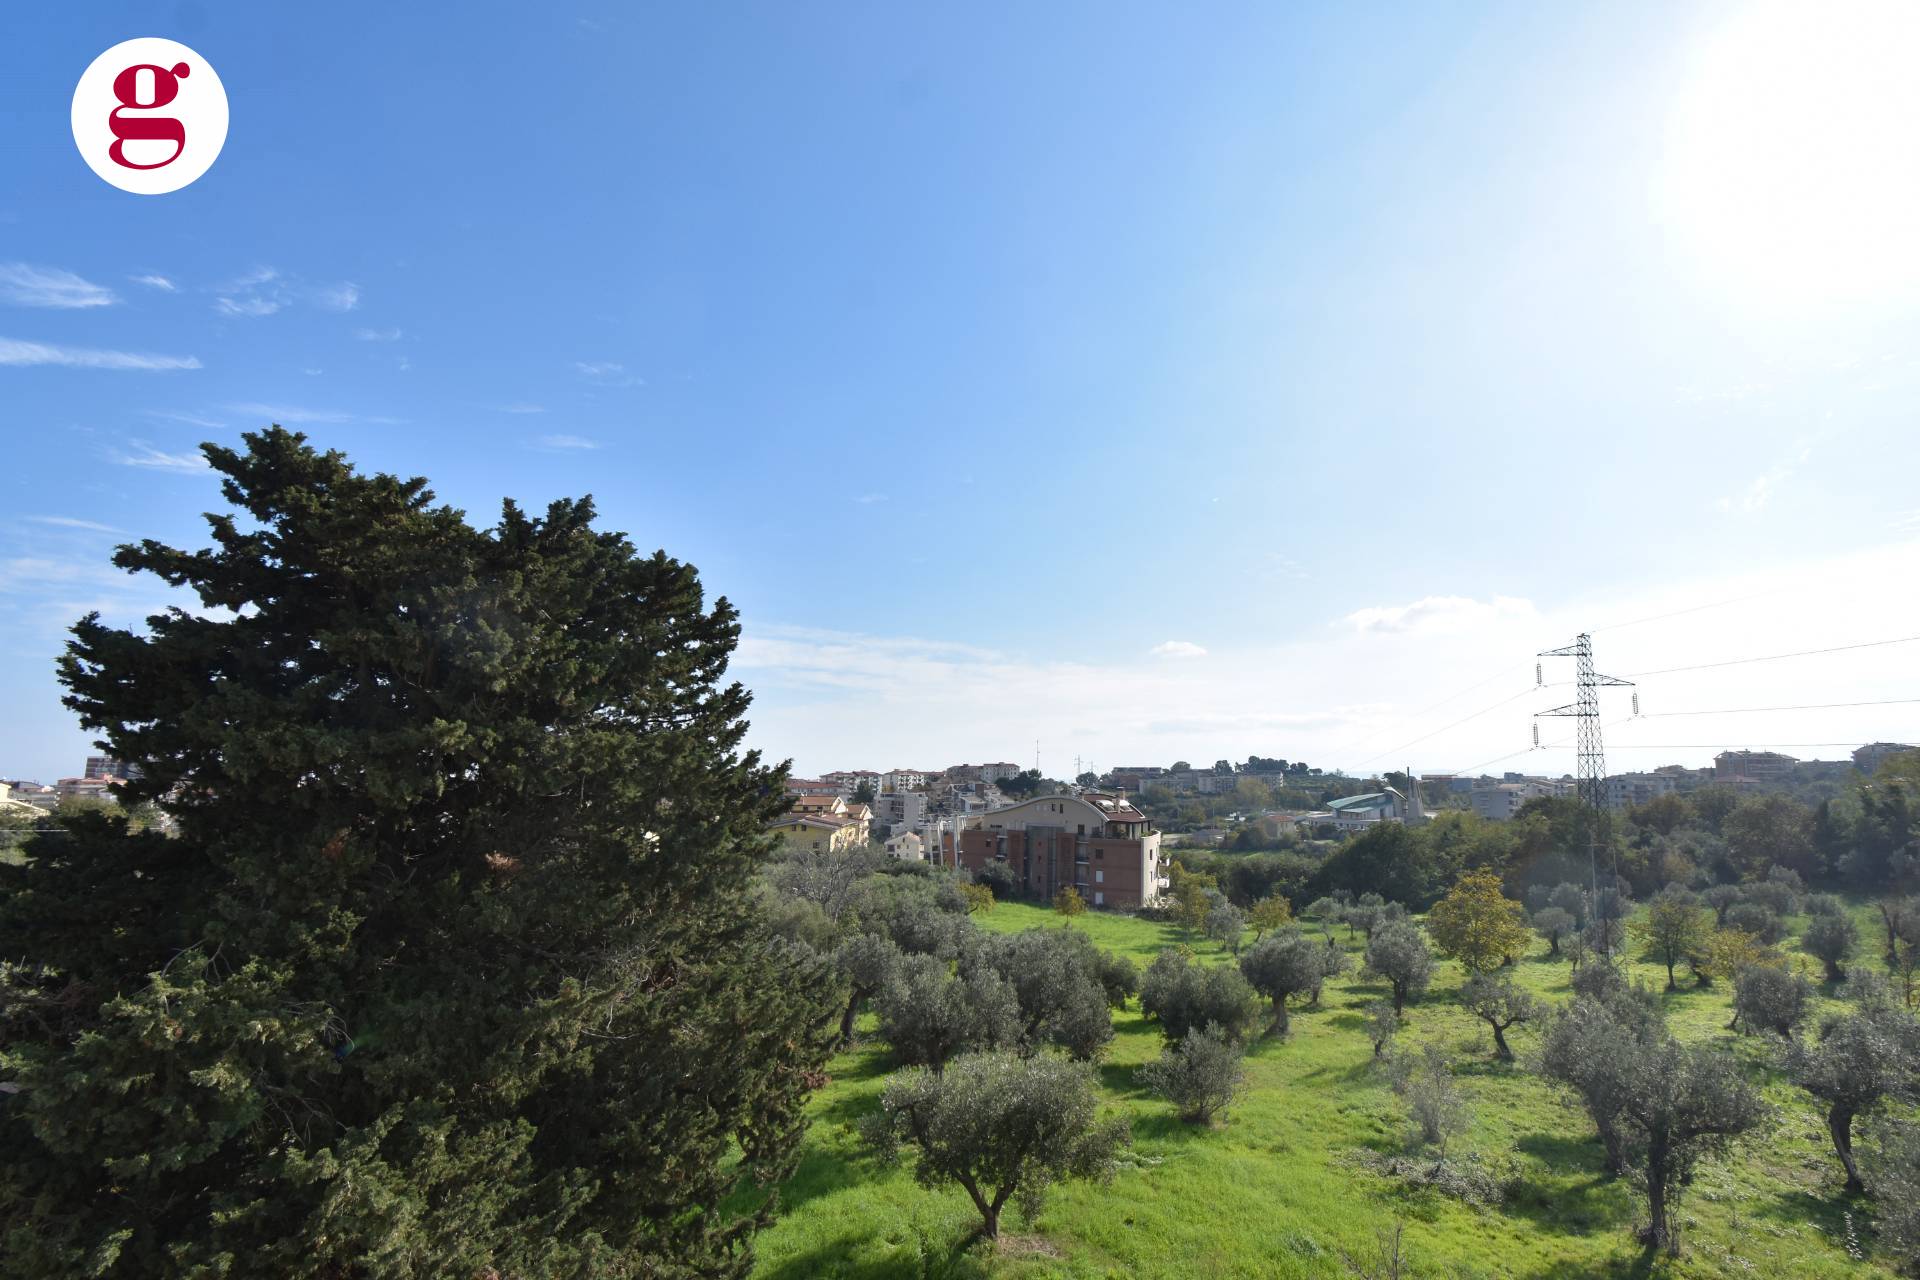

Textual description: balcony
[1155,876,1171,890]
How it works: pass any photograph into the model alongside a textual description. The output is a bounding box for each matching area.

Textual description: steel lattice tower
[1537,634,1634,816]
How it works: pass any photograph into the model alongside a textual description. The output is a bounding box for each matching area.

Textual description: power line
[1593,587,1787,635]
[1321,661,1531,760]
[1348,687,1540,771]
[1635,696,1920,718]
[1594,742,1872,750]
[1627,634,1920,678]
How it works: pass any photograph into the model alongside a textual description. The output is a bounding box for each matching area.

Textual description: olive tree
[1633,890,1713,991]
[1724,901,1786,946]
[834,933,902,1046]
[1802,912,1858,983]
[1532,906,1575,957]
[1138,949,1262,1044]
[1617,1040,1770,1252]
[876,953,1020,1072]
[1730,964,1812,1037]
[1137,1023,1247,1125]
[1391,1042,1468,1159]
[1867,1118,1920,1271]
[1364,1000,1399,1057]
[1239,931,1328,1036]
[969,929,1114,1060]
[862,1050,1130,1239]
[1702,884,1743,927]
[1206,898,1249,954]
[1364,920,1434,1015]
[1541,984,1665,1177]
[1460,972,1540,1062]
[1786,986,1920,1193]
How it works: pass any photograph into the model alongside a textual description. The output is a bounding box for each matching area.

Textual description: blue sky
[6,2,1920,782]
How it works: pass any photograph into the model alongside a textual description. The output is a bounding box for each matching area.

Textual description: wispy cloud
[854,493,887,505]
[316,283,360,312]
[494,402,545,414]
[1341,595,1537,635]
[0,337,199,371]
[533,434,600,450]
[353,326,402,342]
[215,295,282,317]
[22,515,122,533]
[109,442,209,472]
[1716,444,1813,514]
[1888,508,1920,533]
[211,268,359,318]
[130,274,176,292]
[1150,640,1208,658]
[224,401,389,425]
[574,360,642,387]
[145,409,228,429]
[0,263,117,309]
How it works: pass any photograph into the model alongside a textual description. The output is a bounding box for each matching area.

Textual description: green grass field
[742,900,1899,1279]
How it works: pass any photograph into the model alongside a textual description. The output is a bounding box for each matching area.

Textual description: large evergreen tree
[0,430,835,1278]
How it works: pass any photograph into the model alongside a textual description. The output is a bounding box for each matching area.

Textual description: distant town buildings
[1854,742,1916,773]
[1714,750,1798,785]
[955,792,1165,908]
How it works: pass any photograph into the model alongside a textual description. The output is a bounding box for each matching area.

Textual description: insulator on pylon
[1632,692,1640,717]
[1535,662,1543,688]
[1532,722,1540,748]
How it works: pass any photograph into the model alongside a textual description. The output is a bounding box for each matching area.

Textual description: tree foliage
[1138,949,1261,1044]
[1425,871,1530,974]
[1138,1023,1248,1125]
[1786,986,1920,1193]
[1460,972,1541,1061]
[1632,890,1713,991]
[861,1051,1129,1239]
[0,430,835,1279]
[1238,930,1332,1036]
[1363,921,1435,1015]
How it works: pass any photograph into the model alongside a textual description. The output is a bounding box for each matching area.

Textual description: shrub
[1138,1023,1248,1125]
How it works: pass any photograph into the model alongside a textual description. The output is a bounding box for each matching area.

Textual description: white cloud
[738,541,1920,781]
[495,402,545,414]
[130,274,176,292]
[1340,595,1537,635]
[222,402,402,426]
[854,493,887,505]
[109,442,209,472]
[1716,444,1813,514]
[574,360,623,377]
[1891,508,1920,533]
[145,410,228,428]
[533,434,600,450]
[0,263,117,308]
[1150,640,1208,658]
[22,516,121,533]
[316,283,360,312]
[215,295,282,317]
[0,337,199,371]
[353,326,402,342]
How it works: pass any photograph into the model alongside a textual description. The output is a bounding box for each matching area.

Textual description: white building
[881,768,930,793]
[884,831,925,861]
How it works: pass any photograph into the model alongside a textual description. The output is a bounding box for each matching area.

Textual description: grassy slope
[745,900,1898,1280]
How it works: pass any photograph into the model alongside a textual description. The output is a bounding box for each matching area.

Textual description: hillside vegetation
[745,898,1900,1280]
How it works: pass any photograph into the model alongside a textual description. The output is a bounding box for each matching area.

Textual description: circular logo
[71,38,228,195]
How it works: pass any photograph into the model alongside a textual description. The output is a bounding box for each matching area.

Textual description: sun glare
[1658,0,1920,308]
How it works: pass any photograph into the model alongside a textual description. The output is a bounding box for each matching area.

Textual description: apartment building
[1470,778,1568,821]
[955,792,1165,908]
[1855,742,1917,773]
[820,769,881,797]
[1714,750,1798,784]
[784,778,844,798]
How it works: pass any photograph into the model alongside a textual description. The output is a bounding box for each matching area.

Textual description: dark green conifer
[0,428,834,1278]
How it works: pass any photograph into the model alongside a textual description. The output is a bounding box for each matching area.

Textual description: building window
[1094,849,1104,860]
[1095,869,1104,884]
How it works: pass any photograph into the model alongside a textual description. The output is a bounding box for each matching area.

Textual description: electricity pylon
[1537,633,1634,815]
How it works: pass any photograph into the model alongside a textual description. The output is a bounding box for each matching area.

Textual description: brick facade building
[956,793,1166,909]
